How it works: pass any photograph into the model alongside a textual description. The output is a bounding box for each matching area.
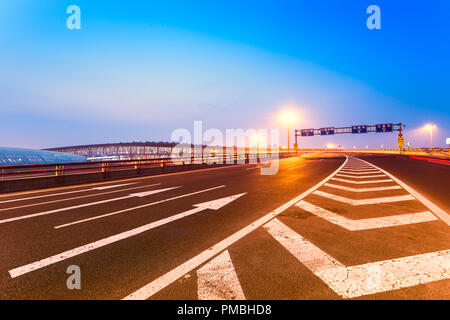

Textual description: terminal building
[0,147,86,166]
[46,142,178,161]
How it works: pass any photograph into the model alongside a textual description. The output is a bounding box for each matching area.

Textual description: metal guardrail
[0,152,297,181]
[336,147,450,158]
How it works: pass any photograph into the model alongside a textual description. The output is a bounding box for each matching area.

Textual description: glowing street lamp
[253,132,261,155]
[279,110,298,150]
[424,124,437,149]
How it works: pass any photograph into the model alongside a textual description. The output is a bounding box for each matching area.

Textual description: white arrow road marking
[0,185,178,225]
[54,185,226,229]
[9,193,246,279]
[0,183,132,204]
[197,250,246,300]
[265,218,450,298]
[324,183,401,192]
[313,190,414,205]
[0,184,162,213]
[331,178,393,184]
[122,157,349,300]
[353,157,450,226]
[296,201,437,230]
[92,183,137,190]
[336,174,387,179]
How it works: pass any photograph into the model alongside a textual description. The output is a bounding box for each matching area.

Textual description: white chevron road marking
[340,168,379,172]
[296,200,437,230]
[313,190,414,205]
[354,157,450,226]
[265,219,450,299]
[197,250,245,300]
[331,178,393,184]
[339,170,381,175]
[324,183,401,192]
[336,174,387,179]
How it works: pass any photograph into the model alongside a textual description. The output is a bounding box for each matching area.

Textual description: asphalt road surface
[0,154,448,300]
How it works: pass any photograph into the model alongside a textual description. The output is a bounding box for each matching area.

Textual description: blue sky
[1,0,449,149]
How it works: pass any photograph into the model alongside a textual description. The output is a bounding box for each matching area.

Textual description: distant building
[46,142,179,161]
[0,147,86,166]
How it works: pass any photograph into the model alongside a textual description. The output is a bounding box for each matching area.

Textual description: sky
[0,0,449,149]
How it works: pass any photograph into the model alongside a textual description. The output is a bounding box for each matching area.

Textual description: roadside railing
[0,152,297,181]
[335,147,450,158]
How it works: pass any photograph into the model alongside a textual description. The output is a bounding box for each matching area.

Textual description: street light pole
[425,124,436,150]
[430,127,433,149]
[287,126,290,151]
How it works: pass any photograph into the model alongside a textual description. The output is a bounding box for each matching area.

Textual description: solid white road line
[296,200,437,230]
[288,164,305,170]
[265,218,450,298]
[54,185,226,228]
[313,190,414,205]
[92,183,138,190]
[354,157,450,226]
[324,183,401,192]
[0,185,133,204]
[9,193,246,278]
[197,250,246,300]
[0,179,145,199]
[0,184,162,213]
[122,157,349,300]
[336,174,387,179]
[331,178,393,184]
[0,185,176,225]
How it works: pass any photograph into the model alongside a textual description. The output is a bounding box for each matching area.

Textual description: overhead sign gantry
[294,123,405,149]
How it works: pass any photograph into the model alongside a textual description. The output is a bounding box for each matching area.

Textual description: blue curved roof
[0,147,86,166]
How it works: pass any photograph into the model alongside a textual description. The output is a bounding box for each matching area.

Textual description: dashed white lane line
[336,174,387,179]
[0,185,175,225]
[354,157,450,226]
[313,190,414,205]
[197,250,246,300]
[0,184,162,213]
[54,185,226,229]
[331,178,393,184]
[265,218,450,299]
[296,200,437,230]
[122,157,349,300]
[9,193,245,278]
[324,183,401,192]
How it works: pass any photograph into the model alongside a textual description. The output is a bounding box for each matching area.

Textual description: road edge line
[355,157,450,226]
